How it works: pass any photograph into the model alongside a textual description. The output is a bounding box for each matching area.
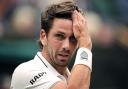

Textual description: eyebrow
[56,31,65,35]
[56,31,74,37]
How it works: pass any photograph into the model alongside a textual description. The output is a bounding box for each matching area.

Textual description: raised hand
[72,10,92,50]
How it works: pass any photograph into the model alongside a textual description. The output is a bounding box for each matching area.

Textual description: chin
[57,62,68,67]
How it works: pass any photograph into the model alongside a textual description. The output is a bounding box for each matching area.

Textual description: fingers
[72,10,92,49]
[73,10,86,27]
[73,10,85,22]
[72,10,78,24]
[77,11,86,22]
[72,10,86,33]
[72,10,81,39]
[72,10,79,31]
[72,10,85,37]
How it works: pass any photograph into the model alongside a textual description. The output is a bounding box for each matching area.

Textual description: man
[10,1,92,89]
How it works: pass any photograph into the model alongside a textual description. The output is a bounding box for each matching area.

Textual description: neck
[41,49,67,75]
[53,65,67,75]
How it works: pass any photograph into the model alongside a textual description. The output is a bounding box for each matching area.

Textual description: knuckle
[73,23,78,27]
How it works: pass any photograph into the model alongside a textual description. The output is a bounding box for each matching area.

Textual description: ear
[40,29,47,46]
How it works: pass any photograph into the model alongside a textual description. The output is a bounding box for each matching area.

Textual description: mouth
[57,54,69,60]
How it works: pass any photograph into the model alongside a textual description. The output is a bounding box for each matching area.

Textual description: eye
[55,34,65,40]
[70,36,77,44]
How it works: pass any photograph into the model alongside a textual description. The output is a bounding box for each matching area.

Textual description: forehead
[49,18,73,35]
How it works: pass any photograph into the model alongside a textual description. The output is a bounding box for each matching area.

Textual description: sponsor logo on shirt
[30,72,47,85]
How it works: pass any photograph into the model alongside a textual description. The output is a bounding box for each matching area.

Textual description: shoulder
[11,59,46,82]
[12,60,36,76]
[11,60,61,89]
[11,60,36,88]
[12,58,46,76]
[11,60,46,88]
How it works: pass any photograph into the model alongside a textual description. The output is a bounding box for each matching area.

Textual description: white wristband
[74,48,92,71]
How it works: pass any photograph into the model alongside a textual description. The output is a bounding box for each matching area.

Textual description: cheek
[51,39,61,48]
[48,39,62,53]
[48,40,62,60]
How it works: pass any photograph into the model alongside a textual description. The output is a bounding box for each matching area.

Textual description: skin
[40,10,92,89]
[40,18,77,75]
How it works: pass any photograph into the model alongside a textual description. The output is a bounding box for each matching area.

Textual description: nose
[62,39,70,51]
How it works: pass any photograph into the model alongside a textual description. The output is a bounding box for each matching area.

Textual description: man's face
[43,18,78,67]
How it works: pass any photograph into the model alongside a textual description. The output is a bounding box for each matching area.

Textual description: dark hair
[39,1,81,49]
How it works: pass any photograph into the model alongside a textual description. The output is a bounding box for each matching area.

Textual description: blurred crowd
[0,0,128,89]
[0,0,128,46]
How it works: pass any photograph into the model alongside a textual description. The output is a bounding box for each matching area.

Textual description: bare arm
[52,10,92,89]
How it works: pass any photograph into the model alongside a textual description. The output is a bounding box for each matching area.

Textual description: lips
[57,53,69,60]
[58,54,69,56]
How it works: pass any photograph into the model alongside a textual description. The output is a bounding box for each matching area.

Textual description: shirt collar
[34,52,70,79]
